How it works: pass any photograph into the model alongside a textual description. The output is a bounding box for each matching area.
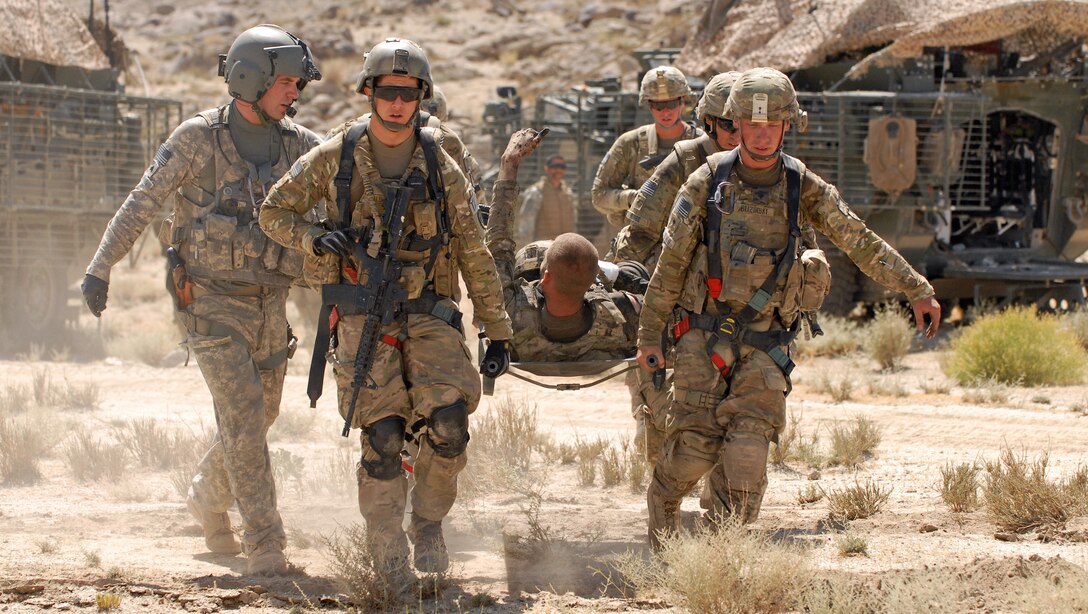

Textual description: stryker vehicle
[0,0,181,348]
[486,1,1088,315]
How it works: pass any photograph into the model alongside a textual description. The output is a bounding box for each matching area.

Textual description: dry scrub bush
[943,306,1088,386]
[862,304,914,371]
[940,462,981,513]
[797,484,824,505]
[866,373,908,397]
[1060,308,1088,351]
[0,415,52,484]
[64,430,128,482]
[771,412,824,468]
[462,397,540,497]
[271,448,307,495]
[322,522,414,609]
[814,370,855,403]
[268,404,319,442]
[836,534,868,557]
[960,378,1012,405]
[102,315,181,367]
[600,445,626,488]
[794,315,863,358]
[612,521,808,613]
[0,384,31,415]
[115,418,199,470]
[983,448,1086,532]
[626,441,647,493]
[826,480,891,522]
[827,415,882,467]
[35,539,58,554]
[167,425,218,497]
[95,592,122,611]
[305,444,357,499]
[32,369,100,410]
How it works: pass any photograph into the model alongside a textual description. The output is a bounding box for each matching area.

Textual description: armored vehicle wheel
[2,262,70,350]
[822,247,860,317]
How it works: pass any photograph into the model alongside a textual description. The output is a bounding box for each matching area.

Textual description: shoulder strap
[417,127,450,244]
[704,149,740,301]
[335,119,369,228]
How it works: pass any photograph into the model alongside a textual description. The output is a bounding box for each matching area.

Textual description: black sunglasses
[714,116,737,133]
[648,98,682,111]
[373,86,423,102]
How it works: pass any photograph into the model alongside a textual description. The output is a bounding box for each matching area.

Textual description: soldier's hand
[481,339,511,378]
[81,274,109,317]
[912,295,941,339]
[499,128,548,179]
[313,228,360,258]
[637,345,664,373]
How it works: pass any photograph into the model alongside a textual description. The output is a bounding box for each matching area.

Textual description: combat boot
[186,496,241,555]
[407,512,449,573]
[647,486,681,551]
[246,542,288,576]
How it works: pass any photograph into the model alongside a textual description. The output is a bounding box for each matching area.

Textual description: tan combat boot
[246,542,288,576]
[407,512,449,573]
[186,496,242,555]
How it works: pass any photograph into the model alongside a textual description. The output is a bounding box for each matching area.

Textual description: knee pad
[425,400,469,458]
[720,423,771,494]
[361,416,407,480]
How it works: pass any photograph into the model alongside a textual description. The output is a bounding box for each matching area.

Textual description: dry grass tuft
[167,424,218,498]
[771,412,824,468]
[64,430,128,482]
[944,306,1088,386]
[1060,308,1088,351]
[836,534,868,557]
[827,415,882,467]
[797,484,824,505]
[960,378,1012,405]
[323,523,416,609]
[940,462,982,513]
[865,373,909,397]
[31,368,100,410]
[463,397,540,497]
[794,316,863,358]
[35,539,58,554]
[626,439,647,493]
[0,384,32,415]
[826,480,891,522]
[268,404,320,442]
[862,304,914,371]
[0,415,53,484]
[600,445,626,488]
[983,448,1086,532]
[271,448,307,496]
[305,444,357,500]
[814,370,855,404]
[611,521,809,613]
[95,592,122,611]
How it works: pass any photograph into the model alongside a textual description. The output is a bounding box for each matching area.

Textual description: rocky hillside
[83,0,704,164]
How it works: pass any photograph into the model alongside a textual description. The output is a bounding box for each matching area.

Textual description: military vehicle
[0,0,181,348]
[486,0,1088,315]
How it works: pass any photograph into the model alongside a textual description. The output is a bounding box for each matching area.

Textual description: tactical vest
[169,106,306,287]
[509,283,633,362]
[673,134,714,177]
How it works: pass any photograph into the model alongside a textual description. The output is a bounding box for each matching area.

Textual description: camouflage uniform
[489,178,671,461]
[516,176,576,245]
[86,103,322,556]
[613,133,720,270]
[592,121,703,234]
[639,151,933,545]
[259,120,512,574]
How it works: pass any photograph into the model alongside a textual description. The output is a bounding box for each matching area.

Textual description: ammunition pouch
[779,248,831,325]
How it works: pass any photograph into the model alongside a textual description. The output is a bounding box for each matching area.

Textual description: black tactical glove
[313,228,360,257]
[81,274,109,317]
[480,339,511,378]
[615,260,650,294]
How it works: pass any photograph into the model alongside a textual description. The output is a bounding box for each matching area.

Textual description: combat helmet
[219,25,320,106]
[724,67,808,132]
[423,86,449,122]
[514,240,553,282]
[638,66,692,106]
[695,71,743,124]
[355,38,432,132]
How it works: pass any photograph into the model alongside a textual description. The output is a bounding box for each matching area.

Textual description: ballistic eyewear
[714,116,737,133]
[374,86,424,102]
[648,98,682,111]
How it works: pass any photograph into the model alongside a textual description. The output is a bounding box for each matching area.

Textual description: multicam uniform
[639,152,933,542]
[86,103,321,556]
[488,178,671,461]
[259,120,511,572]
[613,133,720,270]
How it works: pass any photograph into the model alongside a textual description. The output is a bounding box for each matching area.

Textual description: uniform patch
[674,195,693,220]
[290,159,304,179]
[145,143,172,178]
[639,179,657,198]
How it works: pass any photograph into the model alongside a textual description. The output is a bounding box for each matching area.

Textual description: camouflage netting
[0,0,109,70]
[679,0,1088,80]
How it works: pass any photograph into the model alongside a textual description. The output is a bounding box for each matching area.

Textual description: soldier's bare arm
[592,133,639,226]
[260,136,341,256]
[485,128,545,298]
[86,119,204,281]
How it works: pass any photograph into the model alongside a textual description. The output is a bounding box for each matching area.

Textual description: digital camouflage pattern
[85,103,321,556]
[613,133,720,269]
[591,122,703,229]
[489,178,672,462]
[641,151,934,545]
[517,177,576,245]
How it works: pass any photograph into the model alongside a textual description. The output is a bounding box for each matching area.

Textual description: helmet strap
[369,93,415,133]
[248,101,275,125]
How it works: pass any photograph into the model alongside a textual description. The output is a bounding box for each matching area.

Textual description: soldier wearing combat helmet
[80,24,323,575]
[259,38,512,590]
[636,67,941,548]
[592,66,703,250]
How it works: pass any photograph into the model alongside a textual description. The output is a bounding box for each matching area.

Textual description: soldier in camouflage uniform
[614,71,744,270]
[517,155,577,245]
[592,66,702,250]
[258,39,512,587]
[489,129,669,460]
[421,86,486,206]
[636,68,941,548]
[79,25,323,575]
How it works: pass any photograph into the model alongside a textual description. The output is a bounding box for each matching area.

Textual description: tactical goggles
[373,86,424,102]
[713,116,737,133]
[648,98,682,111]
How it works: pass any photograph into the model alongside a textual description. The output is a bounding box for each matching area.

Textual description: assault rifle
[322,175,418,436]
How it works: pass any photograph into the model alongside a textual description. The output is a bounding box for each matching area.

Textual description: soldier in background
[79,25,323,575]
[422,86,487,207]
[517,154,577,245]
[592,66,702,251]
[259,39,511,590]
[636,68,941,548]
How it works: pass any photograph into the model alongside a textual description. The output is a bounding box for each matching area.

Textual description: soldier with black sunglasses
[591,66,702,254]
